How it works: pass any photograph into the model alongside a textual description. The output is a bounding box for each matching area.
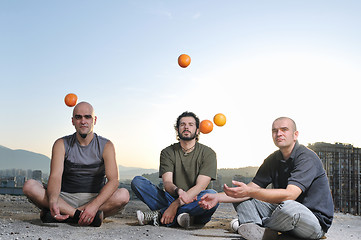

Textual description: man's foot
[136,210,160,226]
[40,209,56,223]
[177,213,192,229]
[238,223,278,240]
[40,209,63,223]
[90,210,104,227]
[230,218,240,232]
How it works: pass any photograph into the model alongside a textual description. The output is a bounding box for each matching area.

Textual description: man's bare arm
[224,181,302,204]
[46,138,69,220]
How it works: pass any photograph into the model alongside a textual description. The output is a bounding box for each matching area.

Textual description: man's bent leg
[232,199,278,240]
[131,176,173,211]
[99,188,129,218]
[233,198,277,225]
[23,179,49,209]
[178,189,219,225]
[23,179,79,219]
[263,200,324,239]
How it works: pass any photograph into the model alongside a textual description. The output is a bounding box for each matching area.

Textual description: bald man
[199,117,333,240]
[23,102,129,227]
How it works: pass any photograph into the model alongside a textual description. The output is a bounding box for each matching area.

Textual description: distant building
[32,170,42,181]
[0,168,44,195]
[0,177,16,187]
[15,175,26,186]
[308,142,361,215]
[27,169,33,179]
[0,177,23,195]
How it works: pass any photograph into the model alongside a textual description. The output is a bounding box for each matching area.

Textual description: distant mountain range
[118,165,157,180]
[0,145,157,179]
[0,145,51,173]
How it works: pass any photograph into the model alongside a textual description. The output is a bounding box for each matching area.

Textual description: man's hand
[199,193,219,210]
[78,203,99,225]
[49,201,69,221]
[161,201,178,225]
[223,180,251,199]
[178,189,197,205]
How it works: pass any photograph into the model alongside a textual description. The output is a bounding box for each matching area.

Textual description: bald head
[73,102,94,117]
[72,102,97,139]
[273,117,297,132]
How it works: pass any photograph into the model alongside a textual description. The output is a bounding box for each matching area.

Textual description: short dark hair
[174,111,200,141]
[274,117,297,131]
[175,111,200,129]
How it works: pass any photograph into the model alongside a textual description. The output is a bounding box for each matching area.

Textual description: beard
[178,130,196,141]
[79,133,88,139]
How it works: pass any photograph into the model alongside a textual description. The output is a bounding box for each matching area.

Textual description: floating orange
[199,120,213,134]
[214,113,226,126]
[178,54,191,68]
[64,93,78,107]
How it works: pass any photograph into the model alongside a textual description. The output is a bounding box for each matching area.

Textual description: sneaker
[177,213,191,229]
[40,209,69,223]
[136,210,160,226]
[230,218,240,232]
[40,209,57,223]
[90,210,104,227]
[238,223,278,240]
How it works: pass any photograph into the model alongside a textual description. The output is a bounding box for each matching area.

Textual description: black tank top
[61,133,108,193]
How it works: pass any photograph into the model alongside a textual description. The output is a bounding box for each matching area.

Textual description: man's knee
[22,179,42,197]
[131,176,146,190]
[277,200,302,215]
[272,200,299,218]
[113,188,130,206]
[280,200,298,207]
[266,200,302,229]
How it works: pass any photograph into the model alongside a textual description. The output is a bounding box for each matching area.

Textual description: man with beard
[23,102,129,227]
[131,111,218,228]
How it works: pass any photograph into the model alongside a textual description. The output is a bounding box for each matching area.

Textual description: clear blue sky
[1,1,361,169]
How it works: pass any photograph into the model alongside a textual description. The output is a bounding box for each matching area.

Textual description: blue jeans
[234,199,325,239]
[131,176,219,226]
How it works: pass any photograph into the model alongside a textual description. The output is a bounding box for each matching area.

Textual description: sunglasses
[73,115,93,120]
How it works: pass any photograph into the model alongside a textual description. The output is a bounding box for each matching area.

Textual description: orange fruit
[178,54,191,68]
[214,113,226,126]
[199,120,213,134]
[64,93,78,107]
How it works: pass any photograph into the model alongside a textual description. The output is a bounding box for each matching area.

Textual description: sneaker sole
[136,210,145,225]
[177,213,190,229]
[230,218,239,233]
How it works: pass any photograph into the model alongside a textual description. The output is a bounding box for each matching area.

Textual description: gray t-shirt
[159,142,217,191]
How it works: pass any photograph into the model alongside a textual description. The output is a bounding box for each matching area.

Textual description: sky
[1,1,361,170]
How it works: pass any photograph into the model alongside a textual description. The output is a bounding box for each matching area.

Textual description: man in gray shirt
[23,102,129,227]
[199,117,333,240]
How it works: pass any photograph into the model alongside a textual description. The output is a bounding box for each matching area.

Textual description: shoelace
[152,214,159,227]
[144,211,159,227]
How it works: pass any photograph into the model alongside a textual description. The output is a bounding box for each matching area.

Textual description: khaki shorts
[59,192,98,208]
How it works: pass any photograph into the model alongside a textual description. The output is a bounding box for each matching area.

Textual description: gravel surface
[0,195,360,240]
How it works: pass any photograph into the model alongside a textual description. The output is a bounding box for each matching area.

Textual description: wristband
[174,187,180,197]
